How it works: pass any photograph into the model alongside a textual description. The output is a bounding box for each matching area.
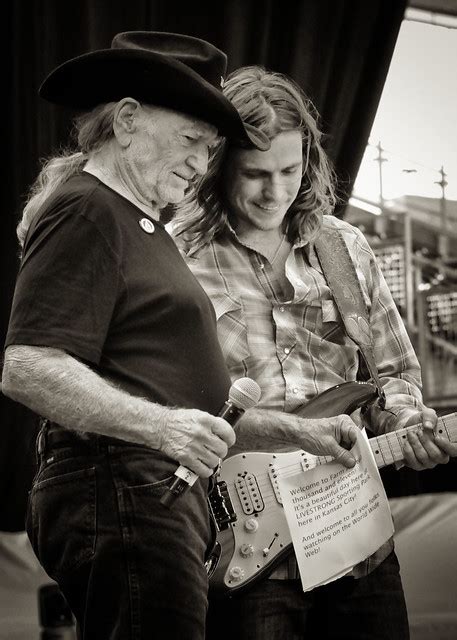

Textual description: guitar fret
[389,437,404,462]
[388,430,406,464]
[377,436,397,465]
[371,437,388,467]
[384,434,396,466]
[393,430,405,460]
[439,416,453,440]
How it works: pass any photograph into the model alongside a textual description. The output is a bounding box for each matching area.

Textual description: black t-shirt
[6,173,231,415]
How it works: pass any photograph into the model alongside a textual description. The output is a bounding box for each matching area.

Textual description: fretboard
[370,413,457,468]
[312,413,457,469]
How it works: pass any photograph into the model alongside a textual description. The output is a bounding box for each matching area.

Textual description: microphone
[160,377,261,508]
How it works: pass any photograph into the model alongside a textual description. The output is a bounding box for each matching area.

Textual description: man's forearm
[2,345,167,448]
[234,408,297,450]
[236,407,357,463]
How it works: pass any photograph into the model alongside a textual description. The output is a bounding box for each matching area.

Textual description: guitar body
[208,381,379,596]
[292,380,379,419]
[207,383,457,597]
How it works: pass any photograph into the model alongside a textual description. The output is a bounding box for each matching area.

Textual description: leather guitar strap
[314,227,386,410]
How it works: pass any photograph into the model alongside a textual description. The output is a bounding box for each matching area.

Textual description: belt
[37,421,90,455]
[37,419,137,455]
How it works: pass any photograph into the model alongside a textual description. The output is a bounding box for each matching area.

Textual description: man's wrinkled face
[120,105,219,209]
[224,130,303,235]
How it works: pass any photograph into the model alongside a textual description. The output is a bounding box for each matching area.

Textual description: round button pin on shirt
[139,218,155,234]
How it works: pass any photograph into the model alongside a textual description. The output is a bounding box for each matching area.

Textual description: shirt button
[293,388,299,394]
[279,306,285,312]
[284,347,290,355]
[259,263,265,270]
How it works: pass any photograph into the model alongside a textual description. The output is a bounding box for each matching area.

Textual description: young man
[175,65,456,639]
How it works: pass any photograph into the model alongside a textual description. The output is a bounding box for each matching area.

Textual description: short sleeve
[5,208,122,365]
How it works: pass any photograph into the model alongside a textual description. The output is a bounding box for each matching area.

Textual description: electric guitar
[206,381,457,596]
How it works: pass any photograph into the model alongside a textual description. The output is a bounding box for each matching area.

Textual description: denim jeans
[206,551,409,640]
[26,428,213,639]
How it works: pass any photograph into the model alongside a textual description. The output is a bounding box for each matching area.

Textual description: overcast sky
[354,18,457,202]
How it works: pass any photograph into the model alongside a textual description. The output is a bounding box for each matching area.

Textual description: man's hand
[296,414,359,468]
[402,406,456,470]
[157,408,236,478]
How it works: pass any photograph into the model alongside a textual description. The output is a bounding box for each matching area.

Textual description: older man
[2,32,270,639]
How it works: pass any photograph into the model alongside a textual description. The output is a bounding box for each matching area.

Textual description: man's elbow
[2,346,34,403]
[2,358,22,402]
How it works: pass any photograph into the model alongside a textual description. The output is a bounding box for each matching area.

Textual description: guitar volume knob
[239,543,254,558]
[228,566,245,581]
[244,518,258,532]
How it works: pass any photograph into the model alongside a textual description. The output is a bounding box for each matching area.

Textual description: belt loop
[37,417,50,455]
[95,433,105,455]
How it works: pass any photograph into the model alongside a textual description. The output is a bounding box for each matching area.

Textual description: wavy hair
[174,66,337,253]
[17,103,118,247]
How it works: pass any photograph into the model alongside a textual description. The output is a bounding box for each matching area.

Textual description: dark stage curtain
[2,0,406,531]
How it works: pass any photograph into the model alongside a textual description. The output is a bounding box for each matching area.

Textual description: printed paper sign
[277,429,394,592]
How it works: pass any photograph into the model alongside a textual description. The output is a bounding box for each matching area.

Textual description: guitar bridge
[208,480,237,531]
[269,451,315,504]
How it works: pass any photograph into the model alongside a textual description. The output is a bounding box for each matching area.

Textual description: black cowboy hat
[39,31,269,151]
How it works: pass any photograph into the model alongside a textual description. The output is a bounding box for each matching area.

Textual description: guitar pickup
[208,480,237,531]
[235,473,264,515]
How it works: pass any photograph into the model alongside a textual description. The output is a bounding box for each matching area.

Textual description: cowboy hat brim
[39,49,270,151]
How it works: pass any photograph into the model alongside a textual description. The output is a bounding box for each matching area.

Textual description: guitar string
[225,415,457,515]
[234,411,457,489]
[231,443,457,516]
[217,416,457,569]
[258,417,456,480]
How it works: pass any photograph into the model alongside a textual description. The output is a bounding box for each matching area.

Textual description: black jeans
[206,551,409,640]
[26,428,214,639]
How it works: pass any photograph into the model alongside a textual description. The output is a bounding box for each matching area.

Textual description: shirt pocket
[322,299,340,323]
[211,293,250,370]
[319,299,346,343]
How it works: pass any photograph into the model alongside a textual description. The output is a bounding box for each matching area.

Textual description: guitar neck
[370,413,457,468]
[312,413,457,470]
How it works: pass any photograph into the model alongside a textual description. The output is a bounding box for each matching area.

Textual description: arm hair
[2,344,168,448]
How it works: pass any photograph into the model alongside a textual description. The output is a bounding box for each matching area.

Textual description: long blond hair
[174,66,337,253]
[17,102,118,247]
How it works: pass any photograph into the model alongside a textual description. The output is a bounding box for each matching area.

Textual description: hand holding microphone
[160,377,261,508]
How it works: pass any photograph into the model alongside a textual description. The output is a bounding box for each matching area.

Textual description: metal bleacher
[345,204,457,412]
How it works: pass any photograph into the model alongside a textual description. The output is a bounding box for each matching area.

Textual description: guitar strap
[314,226,386,410]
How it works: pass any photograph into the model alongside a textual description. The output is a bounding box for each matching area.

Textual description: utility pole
[434,165,448,258]
[374,141,388,236]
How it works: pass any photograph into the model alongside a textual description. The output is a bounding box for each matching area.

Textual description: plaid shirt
[183,214,424,578]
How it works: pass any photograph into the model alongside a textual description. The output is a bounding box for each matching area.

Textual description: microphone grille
[229,377,261,410]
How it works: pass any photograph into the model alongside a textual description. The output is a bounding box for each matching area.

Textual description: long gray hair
[17,103,118,247]
[173,66,337,253]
